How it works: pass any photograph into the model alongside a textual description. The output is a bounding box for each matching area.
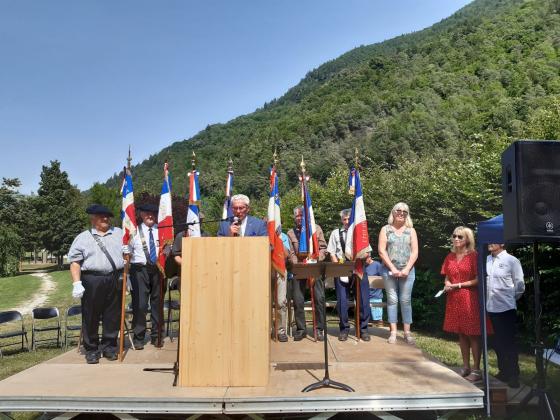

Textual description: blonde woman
[378,202,418,344]
[441,226,490,382]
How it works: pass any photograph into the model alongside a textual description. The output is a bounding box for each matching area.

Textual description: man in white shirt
[126,203,163,349]
[327,209,370,342]
[486,243,525,388]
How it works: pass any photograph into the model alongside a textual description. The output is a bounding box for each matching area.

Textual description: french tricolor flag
[221,168,234,220]
[157,162,174,271]
[298,176,319,262]
[345,168,372,275]
[187,169,201,237]
[120,167,137,246]
[268,166,286,278]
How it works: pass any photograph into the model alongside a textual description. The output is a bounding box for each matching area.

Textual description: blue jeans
[382,267,415,324]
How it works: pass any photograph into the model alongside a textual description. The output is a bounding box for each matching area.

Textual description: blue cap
[86,204,114,217]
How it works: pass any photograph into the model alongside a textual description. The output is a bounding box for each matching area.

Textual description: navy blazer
[217,215,267,237]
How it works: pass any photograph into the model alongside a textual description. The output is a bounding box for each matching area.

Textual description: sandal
[387,333,397,344]
[404,333,415,345]
[465,370,482,383]
[459,367,471,377]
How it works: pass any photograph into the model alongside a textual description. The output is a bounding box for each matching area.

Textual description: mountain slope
[107,0,560,204]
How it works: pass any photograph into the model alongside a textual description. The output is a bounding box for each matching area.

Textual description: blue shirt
[364,260,383,299]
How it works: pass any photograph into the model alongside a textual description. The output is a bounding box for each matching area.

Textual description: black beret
[136,203,158,214]
[86,204,114,217]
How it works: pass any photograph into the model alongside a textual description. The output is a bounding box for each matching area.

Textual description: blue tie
[149,228,157,264]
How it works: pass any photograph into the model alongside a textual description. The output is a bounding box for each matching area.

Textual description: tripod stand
[292,262,355,393]
[509,242,557,419]
[143,276,181,386]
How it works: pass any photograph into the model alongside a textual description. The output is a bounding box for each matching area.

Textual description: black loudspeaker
[502,140,560,242]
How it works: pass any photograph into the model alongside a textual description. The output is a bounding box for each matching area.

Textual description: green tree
[88,182,121,222]
[36,161,86,267]
[0,178,24,276]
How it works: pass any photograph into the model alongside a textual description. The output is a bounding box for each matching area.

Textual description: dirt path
[12,272,57,315]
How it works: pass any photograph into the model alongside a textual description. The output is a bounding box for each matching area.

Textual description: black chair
[0,310,29,357]
[64,305,82,351]
[166,276,180,340]
[31,307,61,350]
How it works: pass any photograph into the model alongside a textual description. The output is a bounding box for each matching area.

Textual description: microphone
[232,216,239,237]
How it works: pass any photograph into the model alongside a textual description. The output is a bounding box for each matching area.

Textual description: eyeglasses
[452,234,464,240]
[232,206,247,211]
[394,210,408,215]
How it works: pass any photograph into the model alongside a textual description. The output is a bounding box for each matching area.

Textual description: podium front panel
[178,237,270,387]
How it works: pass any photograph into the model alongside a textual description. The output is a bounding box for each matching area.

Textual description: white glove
[72,281,85,299]
[122,245,131,254]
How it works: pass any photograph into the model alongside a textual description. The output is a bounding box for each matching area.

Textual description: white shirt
[240,216,248,237]
[486,250,525,313]
[327,227,349,283]
[129,223,159,264]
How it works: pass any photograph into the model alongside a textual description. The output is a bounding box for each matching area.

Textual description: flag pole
[300,157,318,341]
[272,150,279,342]
[353,148,361,341]
[119,147,133,362]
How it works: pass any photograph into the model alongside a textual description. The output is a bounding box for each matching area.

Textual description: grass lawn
[0,274,42,312]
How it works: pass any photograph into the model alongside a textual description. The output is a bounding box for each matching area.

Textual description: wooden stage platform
[0,327,483,416]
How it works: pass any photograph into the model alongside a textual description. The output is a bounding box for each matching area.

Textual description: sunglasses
[394,209,408,215]
[452,234,464,240]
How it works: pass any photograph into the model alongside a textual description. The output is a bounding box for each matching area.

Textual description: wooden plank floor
[0,326,483,414]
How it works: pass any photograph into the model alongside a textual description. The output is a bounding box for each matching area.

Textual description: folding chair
[166,276,180,341]
[31,307,61,350]
[0,310,29,357]
[64,305,82,351]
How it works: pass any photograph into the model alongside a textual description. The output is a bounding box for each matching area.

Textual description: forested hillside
[104,0,560,264]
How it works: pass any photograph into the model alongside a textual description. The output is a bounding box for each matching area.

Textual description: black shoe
[151,337,163,347]
[495,372,509,383]
[133,341,144,350]
[103,351,118,361]
[317,330,324,342]
[338,331,349,341]
[293,331,306,341]
[361,331,371,342]
[508,378,520,388]
[277,332,288,342]
[85,352,99,364]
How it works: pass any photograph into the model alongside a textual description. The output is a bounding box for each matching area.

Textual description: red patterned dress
[441,251,491,335]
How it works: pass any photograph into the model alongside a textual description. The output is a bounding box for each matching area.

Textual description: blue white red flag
[298,175,319,261]
[345,168,372,276]
[157,162,174,272]
[268,166,286,278]
[186,169,201,237]
[221,168,234,220]
[120,167,137,246]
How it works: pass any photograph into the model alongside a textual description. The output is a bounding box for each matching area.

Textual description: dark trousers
[291,277,325,334]
[489,309,520,380]
[81,272,120,355]
[130,265,163,342]
[335,275,370,332]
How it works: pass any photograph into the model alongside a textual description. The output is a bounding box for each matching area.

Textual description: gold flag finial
[354,147,359,169]
[300,155,306,174]
[191,151,196,170]
[227,157,233,172]
[127,146,132,170]
[273,148,278,167]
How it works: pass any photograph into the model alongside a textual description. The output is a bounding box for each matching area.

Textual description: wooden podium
[178,237,270,387]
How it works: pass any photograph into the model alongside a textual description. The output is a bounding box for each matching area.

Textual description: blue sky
[0,0,472,194]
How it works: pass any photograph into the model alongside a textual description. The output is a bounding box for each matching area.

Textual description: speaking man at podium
[217,194,267,237]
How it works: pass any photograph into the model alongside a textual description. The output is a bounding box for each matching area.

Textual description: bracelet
[459,283,462,289]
